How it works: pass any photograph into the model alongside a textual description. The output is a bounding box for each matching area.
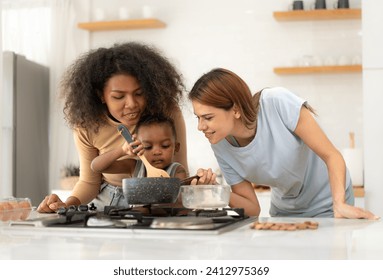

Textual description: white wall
[83,0,363,175]
[0,3,4,198]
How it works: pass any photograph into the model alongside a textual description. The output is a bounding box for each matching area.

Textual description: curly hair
[59,42,185,132]
[136,113,177,141]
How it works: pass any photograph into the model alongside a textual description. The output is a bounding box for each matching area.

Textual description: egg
[8,200,22,220]
[18,199,32,220]
[0,202,13,222]
[0,203,5,222]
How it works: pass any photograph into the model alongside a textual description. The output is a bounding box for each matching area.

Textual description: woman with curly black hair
[37,42,215,212]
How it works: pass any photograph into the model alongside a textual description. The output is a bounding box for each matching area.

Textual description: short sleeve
[261,87,306,132]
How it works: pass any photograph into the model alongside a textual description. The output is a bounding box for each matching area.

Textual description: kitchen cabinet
[77,18,166,31]
[273,9,361,75]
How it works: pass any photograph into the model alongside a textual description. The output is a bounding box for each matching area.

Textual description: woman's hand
[191,168,217,185]
[334,202,380,220]
[37,194,67,213]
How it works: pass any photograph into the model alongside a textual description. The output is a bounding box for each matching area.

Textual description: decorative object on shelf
[351,55,362,65]
[323,56,336,66]
[338,55,350,66]
[142,5,153,18]
[273,8,361,21]
[291,54,359,68]
[94,8,105,21]
[118,7,130,20]
[60,164,79,190]
[314,0,326,10]
[335,0,350,9]
[291,0,304,10]
[77,18,166,31]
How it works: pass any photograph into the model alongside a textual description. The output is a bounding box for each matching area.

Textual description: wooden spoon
[117,124,170,178]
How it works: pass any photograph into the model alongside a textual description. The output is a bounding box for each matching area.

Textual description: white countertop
[1,211,382,260]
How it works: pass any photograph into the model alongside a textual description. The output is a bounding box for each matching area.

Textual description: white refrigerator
[1,51,49,206]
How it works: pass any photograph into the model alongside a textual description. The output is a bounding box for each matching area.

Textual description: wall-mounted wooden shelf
[273,64,362,75]
[353,186,364,198]
[77,18,166,31]
[273,8,361,21]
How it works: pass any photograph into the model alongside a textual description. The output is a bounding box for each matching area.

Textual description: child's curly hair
[59,42,185,132]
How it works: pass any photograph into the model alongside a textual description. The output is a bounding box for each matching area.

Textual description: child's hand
[122,134,144,158]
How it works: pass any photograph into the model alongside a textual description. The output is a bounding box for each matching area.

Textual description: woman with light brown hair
[189,68,378,219]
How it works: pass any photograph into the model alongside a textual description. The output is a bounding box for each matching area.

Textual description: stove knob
[57,207,67,215]
[89,203,97,211]
[68,205,76,210]
[78,204,89,212]
[67,205,77,213]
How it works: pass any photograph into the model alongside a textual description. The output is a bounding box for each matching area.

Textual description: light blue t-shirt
[212,87,353,217]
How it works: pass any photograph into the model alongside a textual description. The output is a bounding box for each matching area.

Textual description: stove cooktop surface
[14,204,254,234]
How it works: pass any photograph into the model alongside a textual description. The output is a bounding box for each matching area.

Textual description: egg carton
[0,197,32,222]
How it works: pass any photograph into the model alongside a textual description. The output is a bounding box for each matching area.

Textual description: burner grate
[187,209,228,217]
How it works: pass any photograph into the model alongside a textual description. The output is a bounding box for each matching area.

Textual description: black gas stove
[33,204,253,234]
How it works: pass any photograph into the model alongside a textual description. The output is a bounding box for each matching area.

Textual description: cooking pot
[180,185,231,210]
[122,175,199,205]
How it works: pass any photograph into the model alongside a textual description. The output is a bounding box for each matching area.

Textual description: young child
[91,114,188,180]
[90,114,188,210]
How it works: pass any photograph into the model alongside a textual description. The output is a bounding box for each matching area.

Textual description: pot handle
[180,175,200,185]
